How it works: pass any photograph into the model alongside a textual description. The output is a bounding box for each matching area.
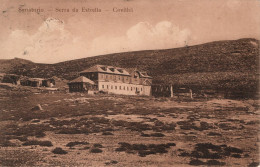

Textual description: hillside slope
[0,58,34,74]
[0,38,259,97]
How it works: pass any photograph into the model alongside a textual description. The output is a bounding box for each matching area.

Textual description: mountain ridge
[0,38,259,97]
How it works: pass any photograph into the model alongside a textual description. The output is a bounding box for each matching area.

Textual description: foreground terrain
[0,87,259,166]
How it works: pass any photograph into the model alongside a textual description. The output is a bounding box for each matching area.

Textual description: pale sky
[0,0,259,63]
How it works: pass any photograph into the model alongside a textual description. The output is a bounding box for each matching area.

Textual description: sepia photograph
[0,0,259,166]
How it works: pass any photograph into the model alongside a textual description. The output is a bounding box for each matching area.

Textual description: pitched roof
[68,76,95,84]
[139,71,152,78]
[127,68,152,79]
[80,65,130,76]
[28,78,45,81]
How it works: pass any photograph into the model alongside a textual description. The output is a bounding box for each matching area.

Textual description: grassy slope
[0,88,259,166]
[0,38,259,96]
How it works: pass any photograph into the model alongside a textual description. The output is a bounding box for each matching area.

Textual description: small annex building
[151,84,173,97]
[20,77,56,87]
[42,78,55,87]
[2,74,21,85]
[68,76,96,92]
[20,78,44,87]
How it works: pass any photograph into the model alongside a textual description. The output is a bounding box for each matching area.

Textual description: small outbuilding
[2,74,21,85]
[151,84,173,97]
[20,78,44,87]
[68,76,96,93]
[42,78,55,87]
[20,77,56,87]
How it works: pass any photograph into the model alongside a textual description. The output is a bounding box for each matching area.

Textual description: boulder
[31,104,43,111]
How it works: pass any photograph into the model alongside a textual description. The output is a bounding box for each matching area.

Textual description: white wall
[143,86,151,96]
[98,81,151,96]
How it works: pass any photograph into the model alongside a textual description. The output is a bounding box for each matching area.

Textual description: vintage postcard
[0,0,259,166]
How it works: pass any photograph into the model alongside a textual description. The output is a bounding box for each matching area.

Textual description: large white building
[79,65,152,96]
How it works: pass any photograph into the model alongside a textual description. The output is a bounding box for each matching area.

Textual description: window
[109,68,115,72]
[102,85,104,89]
[111,85,113,89]
[141,88,142,91]
[127,87,129,91]
[106,75,108,79]
[107,85,109,89]
[118,76,120,80]
[119,86,121,90]
[115,86,117,89]
[131,87,132,91]
[101,67,107,71]
[123,86,125,90]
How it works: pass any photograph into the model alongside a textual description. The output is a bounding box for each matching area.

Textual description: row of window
[100,74,139,82]
[102,84,143,92]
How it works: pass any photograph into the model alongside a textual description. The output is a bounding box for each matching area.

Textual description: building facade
[79,65,152,96]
